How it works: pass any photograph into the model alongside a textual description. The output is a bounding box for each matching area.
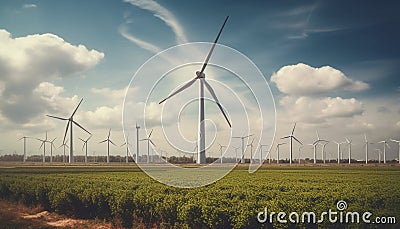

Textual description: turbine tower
[298,145,303,164]
[234,146,240,163]
[79,136,91,163]
[47,98,91,163]
[345,138,353,164]
[259,144,268,165]
[333,141,345,164]
[311,130,328,164]
[281,123,303,165]
[364,134,374,164]
[140,129,156,164]
[159,16,231,164]
[233,134,253,163]
[376,149,382,164]
[247,138,255,164]
[58,140,69,163]
[217,143,226,164]
[19,136,32,163]
[390,139,400,164]
[377,140,390,164]
[276,142,286,164]
[322,141,329,164]
[136,123,140,163]
[99,129,116,163]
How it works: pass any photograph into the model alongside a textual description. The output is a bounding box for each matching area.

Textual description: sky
[0,0,399,162]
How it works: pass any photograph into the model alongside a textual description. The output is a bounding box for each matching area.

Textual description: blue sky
[0,0,399,162]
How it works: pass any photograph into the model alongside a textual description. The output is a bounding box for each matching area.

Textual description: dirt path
[0,200,113,228]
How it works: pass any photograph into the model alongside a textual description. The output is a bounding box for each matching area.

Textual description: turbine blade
[46,115,68,121]
[293,136,303,145]
[109,140,117,146]
[204,80,231,127]
[79,137,85,142]
[99,140,107,144]
[159,78,197,104]
[199,16,229,75]
[121,143,126,147]
[148,129,153,138]
[291,122,297,135]
[63,122,70,145]
[51,137,57,143]
[149,139,156,147]
[71,98,83,117]
[364,133,367,142]
[108,128,111,138]
[87,135,92,141]
[82,143,85,151]
[72,120,91,135]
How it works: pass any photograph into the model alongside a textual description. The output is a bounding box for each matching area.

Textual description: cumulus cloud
[271,63,369,95]
[279,96,364,123]
[123,0,188,44]
[0,29,104,124]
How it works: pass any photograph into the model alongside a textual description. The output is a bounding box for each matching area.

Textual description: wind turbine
[217,143,226,164]
[99,129,116,163]
[234,146,240,163]
[233,134,253,163]
[259,144,268,165]
[49,137,56,163]
[322,141,329,164]
[121,135,131,164]
[36,131,49,163]
[79,136,91,163]
[345,138,353,164]
[298,145,303,164]
[58,140,69,163]
[311,130,328,164]
[159,16,231,164]
[333,141,345,164]
[247,138,255,164]
[376,149,382,164]
[364,134,374,164]
[390,139,400,164]
[18,136,32,162]
[276,142,286,164]
[47,98,91,163]
[281,123,303,165]
[377,140,390,164]
[140,129,156,164]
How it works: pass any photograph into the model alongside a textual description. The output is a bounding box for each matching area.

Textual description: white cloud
[123,0,188,44]
[279,96,364,123]
[78,105,123,130]
[0,29,104,124]
[23,4,37,8]
[271,63,369,95]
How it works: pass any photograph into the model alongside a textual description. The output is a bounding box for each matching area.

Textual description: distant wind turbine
[377,139,390,164]
[247,138,255,164]
[136,123,140,163]
[259,144,268,165]
[281,123,302,165]
[79,136,91,163]
[99,129,116,163]
[364,134,374,164]
[234,146,240,163]
[18,136,32,163]
[47,98,91,163]
[376,149,382,164]
[121,134,131,163]
[36,131,49,163]
[159,16,231,164]
[49,137,56,163]
[140,129,156,164]
[217,143,226,164]
[233,134,253,163]
[322,141,329,164]
[58,140,69,163]
[333,141,345,164]
[345,138,353,164]
[276,142,286,164]
[390,139,400,164]
[311,130,328,164]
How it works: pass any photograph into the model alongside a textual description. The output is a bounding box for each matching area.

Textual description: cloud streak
[119,26,161,53]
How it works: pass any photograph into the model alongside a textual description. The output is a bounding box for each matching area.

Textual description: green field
[0,164,399,228]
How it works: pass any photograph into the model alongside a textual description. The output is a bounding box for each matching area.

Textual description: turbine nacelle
[196,71,205,78]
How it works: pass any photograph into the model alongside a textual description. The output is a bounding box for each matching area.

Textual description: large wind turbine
[36,131,49,163]
[140,129,156,164]
[390,139,400,164]
[377,139,390,164]
[345,138,353,164]
[217,143,226,164]
[99,129,116,163]
[47,98,91,163]
[79,136,91,163]
[233,134,253,163]
[159,16,231,164]
[281,123,302,165]
[18,136,32,163]
[276,142,286,164]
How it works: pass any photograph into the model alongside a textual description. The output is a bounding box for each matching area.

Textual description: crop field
[0,164,399,228]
